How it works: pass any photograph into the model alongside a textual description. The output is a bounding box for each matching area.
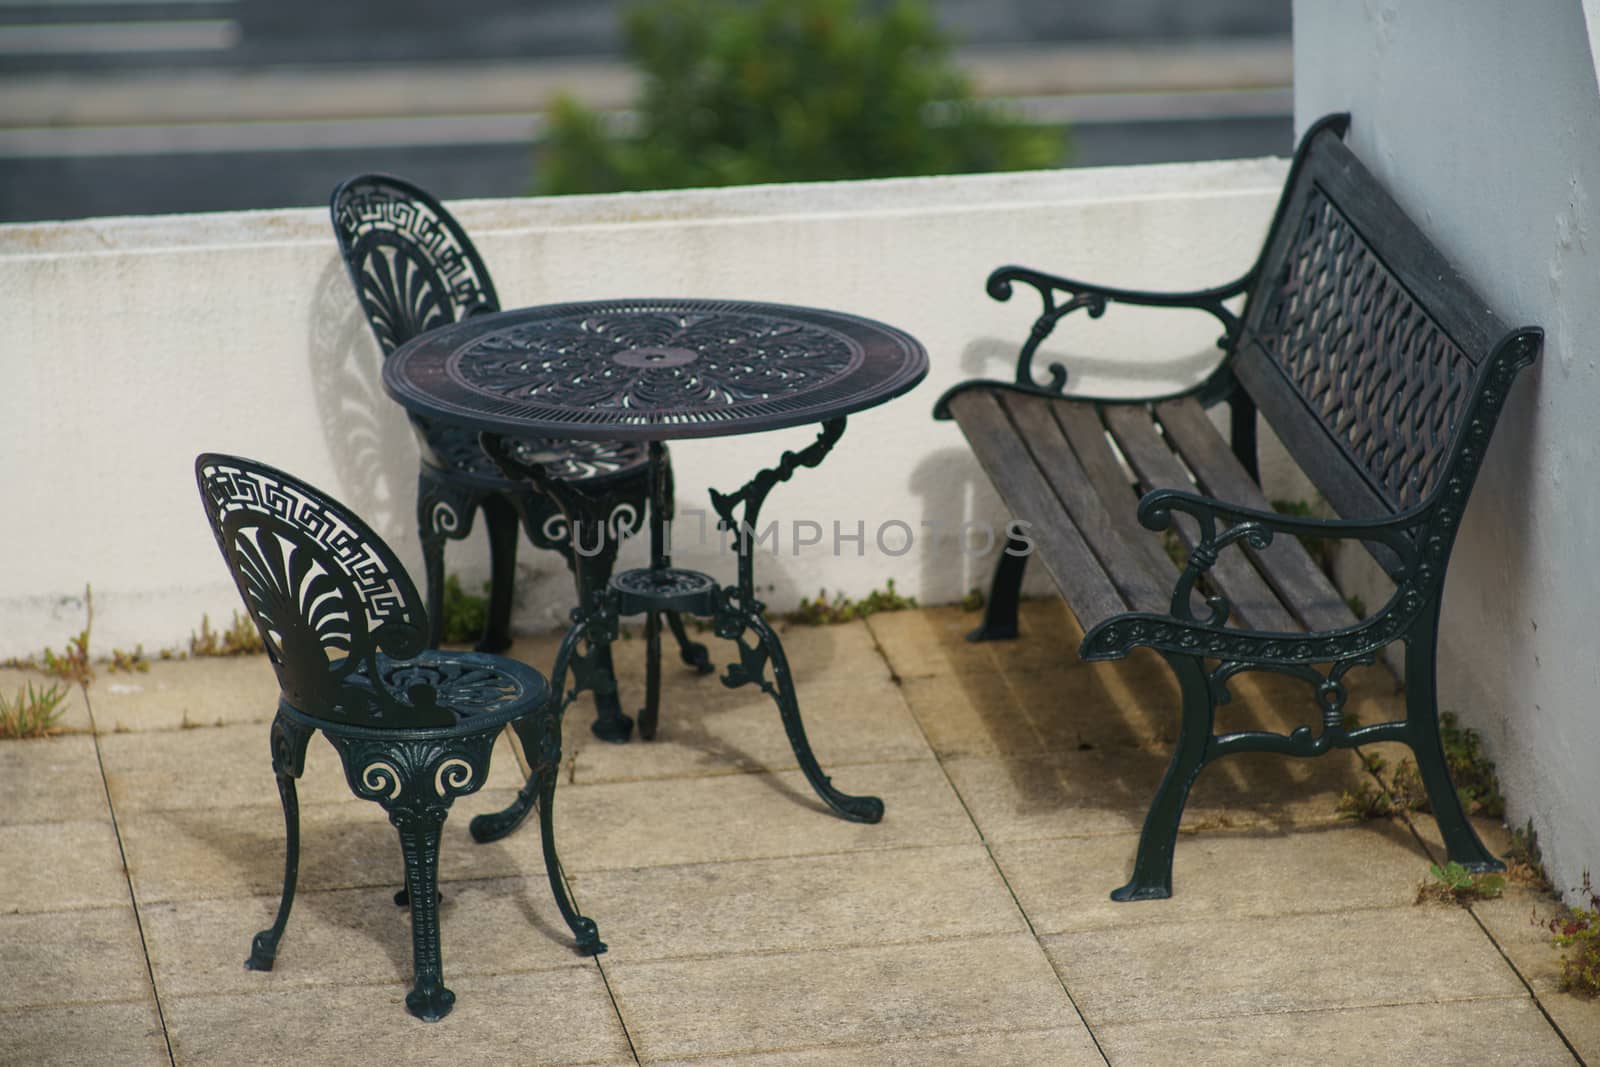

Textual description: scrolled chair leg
[478,494,520,655]
[246,768,302,971]
[515,713,606,956]
[471,621,590,843]
[1113,652,1214,902]
[392,808,455,1022]
[420,536,448,650]
[246,713,314,971]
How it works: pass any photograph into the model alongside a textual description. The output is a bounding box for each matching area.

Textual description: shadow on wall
[305,252,421,548]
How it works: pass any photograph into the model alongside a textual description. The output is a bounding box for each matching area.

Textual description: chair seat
[273,649,548,735]
[422,424,649,489]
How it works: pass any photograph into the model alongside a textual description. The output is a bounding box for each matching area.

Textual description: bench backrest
[1233,115,1518,521]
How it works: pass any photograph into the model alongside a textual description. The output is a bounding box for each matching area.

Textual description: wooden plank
[1102,403,1303,634]
[1045,399,1210,617]
[946,391,1128,626]
[1154,397,1358,633]
[1002,393,1172,614]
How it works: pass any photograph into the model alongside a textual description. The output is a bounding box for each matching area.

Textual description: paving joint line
[860,617,1112,1065]
[78,680,177,1066]
[1463,894,1588,1065]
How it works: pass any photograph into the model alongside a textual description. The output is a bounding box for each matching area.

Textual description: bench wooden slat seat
[934,114,1542,901]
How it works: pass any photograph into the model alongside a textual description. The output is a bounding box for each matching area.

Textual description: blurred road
[0,0,1293,222]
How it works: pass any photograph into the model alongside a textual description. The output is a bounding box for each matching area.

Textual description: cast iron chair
[196,453,604,1022]
[329,173,710,741]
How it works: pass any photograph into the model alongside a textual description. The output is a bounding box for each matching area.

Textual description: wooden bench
[933,114,1542,900]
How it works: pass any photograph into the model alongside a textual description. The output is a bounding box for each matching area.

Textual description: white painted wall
[1295,0,1600,901]
[2,161,1287,667]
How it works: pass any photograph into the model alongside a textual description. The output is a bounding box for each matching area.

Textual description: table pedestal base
[472,418,883,836]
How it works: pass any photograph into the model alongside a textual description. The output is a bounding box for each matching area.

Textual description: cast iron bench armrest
[991,264,1250,382]
[1131,487,1429,634]
[934,267,1253,419]
[1136,487,1424,555]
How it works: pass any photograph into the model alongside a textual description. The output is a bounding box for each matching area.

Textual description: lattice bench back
[1233,116,1517,524]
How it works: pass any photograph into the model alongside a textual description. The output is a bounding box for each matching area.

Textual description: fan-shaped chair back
[195,453,452,728]
[329,174,500,355]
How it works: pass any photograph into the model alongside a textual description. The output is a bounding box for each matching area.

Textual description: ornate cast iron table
[383,298,928,828]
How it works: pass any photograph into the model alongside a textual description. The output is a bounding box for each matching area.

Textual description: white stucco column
[1294,0,1600,902]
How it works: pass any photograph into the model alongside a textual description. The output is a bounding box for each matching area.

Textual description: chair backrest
[329,174,501,356]
[195,453,453,728]
[1234,115,1527,520]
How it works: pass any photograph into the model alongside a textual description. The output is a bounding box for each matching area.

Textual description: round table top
[381,298,929,441]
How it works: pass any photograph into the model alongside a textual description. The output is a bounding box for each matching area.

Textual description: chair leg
[479,495,519,655]
[1405,610,1503,870]
[638,611,663,740]
[472,621,588,844]
[420,535,447,650]
[967,536,1029,642]
[1113,653,1215,901]
[246,714,313,971]
[570,520,631,743]
[392,808,454,1022]
[513,719,606,956]
[665,611,713,673]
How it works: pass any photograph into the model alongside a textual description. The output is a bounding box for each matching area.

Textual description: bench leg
[967,535,1029,642]
[1405,611,1503,871]
[1113,653,1214,901]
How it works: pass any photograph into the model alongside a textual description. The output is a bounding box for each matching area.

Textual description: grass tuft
[787,579,917,626]
[0,681,69,740]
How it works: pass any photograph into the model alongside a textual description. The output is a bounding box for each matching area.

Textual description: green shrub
[537,0,1064,195]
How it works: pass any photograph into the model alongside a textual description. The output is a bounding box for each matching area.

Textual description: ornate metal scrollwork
[987,266,1247,396]
[709,418,846,608]
[462,309,862,418]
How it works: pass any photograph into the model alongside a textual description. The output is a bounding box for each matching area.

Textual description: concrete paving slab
[98,720,528,814]
[943,745,1368,845]
[898,670,1088,758]
[562,674,932,785]
[163,966,632,1066]
[993,819,1436,934]
[0,818,130,915]
[116,790,543,903]
[606,932,1086,1063]
[864,605,998,680]
[88,655,280,733]
[1043,906,1525,1026]
[1468,885,1600,1062]
[1096,996,1574,1066]
[606,618,893,686]
[141,877,594,999]
[979,598,1087,675]
[0,733,109,824]
[1001,656,1175,749]
[0,667,90,735]
[647,1025,1104,1066]
[547,759,977,873]
[0,906,153,1010]
[567,843,1025,962]
[0,999,169,1067]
